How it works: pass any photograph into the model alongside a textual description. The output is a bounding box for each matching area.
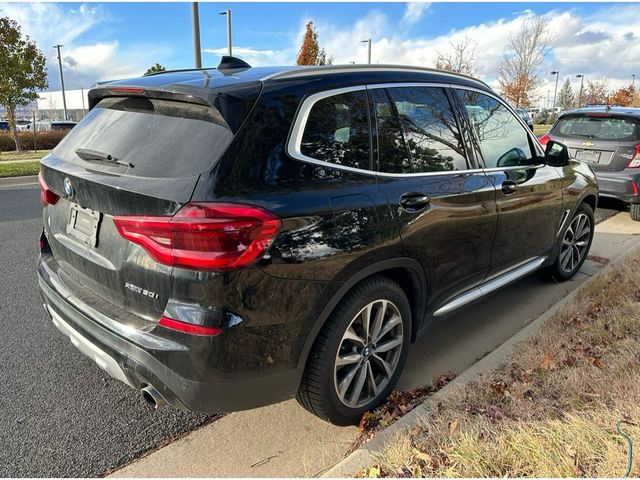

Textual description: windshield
[53,96,234,179]
[553,115,639,142]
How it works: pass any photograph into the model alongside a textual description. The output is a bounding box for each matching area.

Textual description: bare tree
[498,16,555,108]
[434,37,478,76]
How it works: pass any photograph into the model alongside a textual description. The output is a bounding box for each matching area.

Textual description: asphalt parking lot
[0,184,216,477]
[0,181,623,477]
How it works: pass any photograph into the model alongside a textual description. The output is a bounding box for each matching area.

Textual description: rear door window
[299,90,371,171]
[52,96,234,178]
[553,115,639,141]
[386,87,470,173]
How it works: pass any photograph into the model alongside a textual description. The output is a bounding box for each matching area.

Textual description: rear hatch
[40,85,259,327]
[550,113,640,171]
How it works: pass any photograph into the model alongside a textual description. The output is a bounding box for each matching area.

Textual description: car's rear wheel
[630,204,640,222]
[547,203,594,281]
[296,276,411,425]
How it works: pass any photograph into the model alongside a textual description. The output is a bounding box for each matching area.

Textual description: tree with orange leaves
[610,86,636,107]
[295,21,333,66]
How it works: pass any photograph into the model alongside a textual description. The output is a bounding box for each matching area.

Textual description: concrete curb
[0,175,38,187]
[322,233,640,478]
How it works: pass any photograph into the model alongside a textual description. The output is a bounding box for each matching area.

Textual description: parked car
[540,106,640,220]
[50,120,77,131]
[38,59,598,425]
[515,108,534,131]
[0,121,8,132]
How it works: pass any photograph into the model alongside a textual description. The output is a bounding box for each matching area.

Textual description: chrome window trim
[286,81,546,179]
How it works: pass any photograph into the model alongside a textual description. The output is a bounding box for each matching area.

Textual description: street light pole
[361,39,371,64]
[550,70,559,110]
[54,44,68,121]
[80,87,86,116]
[219,9,232,57]
[191,3,202,68]
[633,74,636,89]
[576,74,584,108]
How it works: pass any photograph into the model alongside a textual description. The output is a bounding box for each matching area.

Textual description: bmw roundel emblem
[63,177,73,197]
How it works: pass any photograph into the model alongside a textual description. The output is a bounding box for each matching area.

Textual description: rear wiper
[75,148,134,168]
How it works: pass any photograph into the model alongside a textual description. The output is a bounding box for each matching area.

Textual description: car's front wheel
[547,203,594,281]
[296,276,411,425]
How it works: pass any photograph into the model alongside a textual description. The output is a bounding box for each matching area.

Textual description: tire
[631,204,640,222]
[546,203,595,282]
[296,276,411,425]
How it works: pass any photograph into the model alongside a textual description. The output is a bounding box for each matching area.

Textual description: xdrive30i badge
[124,282,159,300]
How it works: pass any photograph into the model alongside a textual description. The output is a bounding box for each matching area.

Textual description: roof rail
[260,64,493,90]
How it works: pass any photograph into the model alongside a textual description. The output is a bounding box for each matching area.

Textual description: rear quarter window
[553,115,640,142]
[52,97,234,179]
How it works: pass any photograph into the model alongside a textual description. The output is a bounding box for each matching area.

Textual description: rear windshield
[52,96,233,178]
[553,115,640,142]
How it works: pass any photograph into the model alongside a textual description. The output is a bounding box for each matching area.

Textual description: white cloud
[306,5,640,105]
[0,2,173,90]
[402,2,431,29]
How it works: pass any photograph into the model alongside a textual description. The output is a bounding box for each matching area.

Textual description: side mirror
[545,140,570,167]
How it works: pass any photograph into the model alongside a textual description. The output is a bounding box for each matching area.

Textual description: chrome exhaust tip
[141,385,167,409]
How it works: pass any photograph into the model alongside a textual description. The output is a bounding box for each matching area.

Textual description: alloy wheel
[559,213,591,273]
[334,299,404,408]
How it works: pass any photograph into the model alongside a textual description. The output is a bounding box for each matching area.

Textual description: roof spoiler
[217,56,252,71]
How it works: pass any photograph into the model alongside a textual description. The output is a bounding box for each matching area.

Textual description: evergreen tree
[556,78,575,110]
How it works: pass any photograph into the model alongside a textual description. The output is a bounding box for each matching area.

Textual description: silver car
[540,106,640,220]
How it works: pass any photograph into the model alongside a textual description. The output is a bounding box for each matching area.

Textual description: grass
[363,246,640,478]
[0,160,41,178]
[533,124,551,136]
[0,149,50,162]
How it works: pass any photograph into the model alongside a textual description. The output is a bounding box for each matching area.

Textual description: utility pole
[633,74,636,89]
[54,44,68,121]
[576,74,584,108]
[191,2,202,68]
[550,70,559,110]
[361,39,371,64]
[219,9,232,56]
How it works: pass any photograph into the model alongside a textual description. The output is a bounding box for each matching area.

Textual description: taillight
[538,134,550,146]
[38,172,60,206]
[158,316,222,336]
[627,144,640,168]
[112,203,281,271]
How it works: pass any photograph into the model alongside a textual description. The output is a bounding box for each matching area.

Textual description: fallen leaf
[449,418,459,434]
[541,352,558,370]
[367,466,380,478]
[490,381,509,396]
[412,447,431,463]
[588,356,603,369]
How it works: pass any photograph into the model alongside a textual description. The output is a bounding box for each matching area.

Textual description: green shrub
[0,130,69,152]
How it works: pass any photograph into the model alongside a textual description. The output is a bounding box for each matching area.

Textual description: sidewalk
[110,212,640,478]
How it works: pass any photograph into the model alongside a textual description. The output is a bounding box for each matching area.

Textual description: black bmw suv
[38,58,598,425]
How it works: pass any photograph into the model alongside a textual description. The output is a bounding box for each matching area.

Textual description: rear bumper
[595,170,640,204]
[38,257,302,413]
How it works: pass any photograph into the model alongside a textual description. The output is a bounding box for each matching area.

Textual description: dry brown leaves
[348,372,457,455]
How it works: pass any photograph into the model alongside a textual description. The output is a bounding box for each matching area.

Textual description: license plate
[576,150,601,163]
[66,204,101,247]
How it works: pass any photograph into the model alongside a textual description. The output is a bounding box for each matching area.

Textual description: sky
[1,1,639,106]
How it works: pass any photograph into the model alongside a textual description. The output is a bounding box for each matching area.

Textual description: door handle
[400,193,431,211]
[501,181,518,195]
